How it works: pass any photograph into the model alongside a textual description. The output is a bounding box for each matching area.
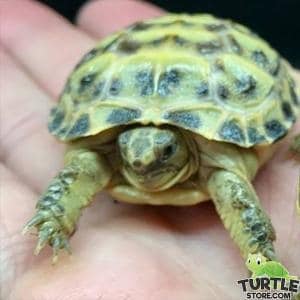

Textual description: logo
[237,277,300,299]
[237,253,299,299]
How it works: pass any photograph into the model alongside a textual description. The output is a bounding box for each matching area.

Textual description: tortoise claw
[22,214,45,235]
[23,210,72,261]
[22,210,53,234]
[34,224,55,255]
[51,234,71,264]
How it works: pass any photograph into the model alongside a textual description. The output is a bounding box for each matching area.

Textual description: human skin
[0,1,299,299]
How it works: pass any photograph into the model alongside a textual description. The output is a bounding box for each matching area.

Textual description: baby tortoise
[23,14,300,263]
[246,253,298,279]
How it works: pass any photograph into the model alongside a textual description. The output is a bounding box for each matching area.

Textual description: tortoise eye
[162,144,177,161]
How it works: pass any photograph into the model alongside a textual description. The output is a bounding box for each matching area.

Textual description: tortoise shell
[49,14,300,147]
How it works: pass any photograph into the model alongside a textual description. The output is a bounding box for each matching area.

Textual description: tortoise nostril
[132,160,143,169]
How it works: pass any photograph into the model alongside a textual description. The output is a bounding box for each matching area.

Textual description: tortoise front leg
[207,170,276,260]
[23,149,112,263]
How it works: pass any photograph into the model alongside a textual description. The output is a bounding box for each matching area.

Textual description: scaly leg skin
[207,170,276,260]
[23,149,112,263]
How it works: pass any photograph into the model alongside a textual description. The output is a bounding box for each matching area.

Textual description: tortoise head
[118,126,194,191]
[246,253,267,272]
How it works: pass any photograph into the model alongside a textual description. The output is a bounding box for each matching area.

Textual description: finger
[77,0,164,38]
[0,48,64,191]
[0,0,95,98]
[0,164,38,299]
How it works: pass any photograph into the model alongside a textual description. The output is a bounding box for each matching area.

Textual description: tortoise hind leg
[207,170,276,260]
[23,148,112,263]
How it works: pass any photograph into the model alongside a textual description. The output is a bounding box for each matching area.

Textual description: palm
[1,1,299,299]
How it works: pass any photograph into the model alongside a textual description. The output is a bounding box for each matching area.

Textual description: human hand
[1,1,299,299]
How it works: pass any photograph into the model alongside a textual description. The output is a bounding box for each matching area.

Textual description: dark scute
[214,59,225,71]
[158,69,181,97]
[130,22,152,31]
[247,127,265,144]
[75,48,98,69]
[271,58,281,76]
[73,98,80,106]
[164,111,201,129]
[205,23,227,31]
[149,36,166,47]
[289,82,299,105]
[109,79,122,96]
[135,70,154,96]
[58,127,67,135]
[117,39,140,53]
[67,114,90,138]
[281,102,295,121]
[236,75,257,95]
[228,35,243,54]
[196,40,223,55]
[60,168,78,183]
[264,120,286,140]
[242,207,256,223]
[102,36,122,52]
[50,107,58,116]
[217,85,229,99]
[219,120,245,143]
[93,81,105,97]
[174,36,188,46]
[250,222,263,232]
[40,195,58,207]
[78,73,97,93]
[48,108,65,132]
[251,50,269,68]
[196,82,209,97]
[149,35,188,47]
[107,108,141,124]
[169,20,194,27]
[256,232,268,242]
